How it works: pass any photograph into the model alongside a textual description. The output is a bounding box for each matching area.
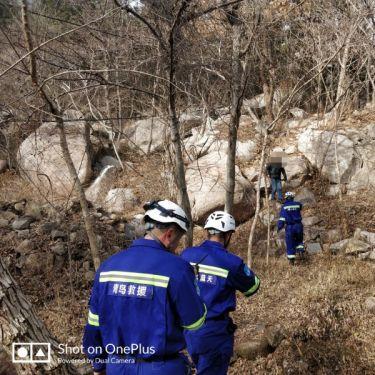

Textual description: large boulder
[347,142,375,193]
[17,111,92,199]
[103,188,139,214]
[85,166,117,206]
[124,117,167,154]
[184,120,256,162]
[297,126,360,184]
[186,151,256,224]
[295,187,316,206]
[283,155,309,188]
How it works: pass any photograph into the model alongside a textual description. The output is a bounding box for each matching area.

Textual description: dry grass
[230,254,375,374]
[0,171,38,203]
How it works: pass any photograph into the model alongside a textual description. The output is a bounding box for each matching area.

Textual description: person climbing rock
[266,152,287,201]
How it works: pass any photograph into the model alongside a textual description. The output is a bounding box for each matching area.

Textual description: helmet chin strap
[224,232,232,248]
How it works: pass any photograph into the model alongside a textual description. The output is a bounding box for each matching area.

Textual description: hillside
[1,104,375,374]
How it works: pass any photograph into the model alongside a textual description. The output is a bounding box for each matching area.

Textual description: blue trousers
[271,178,283,200]
[285,223,304,259]
[185,319,233,375]
[105,355,191,374]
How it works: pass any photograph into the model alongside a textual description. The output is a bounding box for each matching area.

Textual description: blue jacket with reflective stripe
[181,241,260,320]
[278,199,303,230]
[83,238,206,371]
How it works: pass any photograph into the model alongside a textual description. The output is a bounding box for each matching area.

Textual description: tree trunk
[0,259,79,374]
[247,132,268,267]
[21,0,101,270]
[168,4,193,246]
[225,11,244,214]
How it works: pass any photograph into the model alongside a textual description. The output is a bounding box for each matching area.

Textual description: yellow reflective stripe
[287,254,296,259]
[183,304,207,330]
[100,271,169,282]
[279,217,286,221]
[296,245,304,249]
[88,310,99,327]
[285,205,300,210]
[190,263,228,278]
[244,276,260,297]
[99,271,170,288]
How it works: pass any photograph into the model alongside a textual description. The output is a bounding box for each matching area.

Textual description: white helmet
[204,211,236,233]
[285,191,295,199]
[143,200,190,232]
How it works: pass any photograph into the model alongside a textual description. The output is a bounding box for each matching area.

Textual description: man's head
[285,191,295,200]
[269,151,284,165]
[143,200,189,252]
[204,211,236,248]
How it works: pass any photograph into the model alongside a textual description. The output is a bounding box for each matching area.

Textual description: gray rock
[264,325,285,348]
[186,150,256,224]
[16,239,33,254]
[51,229,67,241]
[326,184,341,196]
[16,229,30,238]
[365,123,375,139]
[290,107,308,119]
[104,188,140,214]
[52,241,66,256]
[283,156,309,189]
[17,110,92,200]
[304,227,322,242]
[306,242,322,254]
[0,218,9,228]
[41,221,59,234]
[14,202,25,213]
[358,250,375,261]
[302,216,322,227]
[365,297,375,313]
[295,187,316,206]
[330,239,350,253]
[235,337,270,360]
[360,231,375,245]
[100,156,122,169]
[12,216,34,230]
[123,117,167,153]
[321,229,342,244]
[85,166,117,206]
[24,202,43,220]
[345,238,371,255]
[70,232,77,242]
[259,209,277,226]
[129,215,145,238]
[298,126,360,184]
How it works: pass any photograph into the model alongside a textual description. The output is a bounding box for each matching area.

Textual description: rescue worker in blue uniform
[277,191,305,264]
[83,200,207,375]
[181,211,260,375]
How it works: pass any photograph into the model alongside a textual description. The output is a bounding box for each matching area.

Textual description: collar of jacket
[201,240,226,251]
[130,238,168,252]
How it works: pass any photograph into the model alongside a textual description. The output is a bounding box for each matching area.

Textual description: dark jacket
[266,163,287,180]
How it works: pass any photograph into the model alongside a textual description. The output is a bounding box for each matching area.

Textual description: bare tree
[0,258,82,374]
[21,0,100,270]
